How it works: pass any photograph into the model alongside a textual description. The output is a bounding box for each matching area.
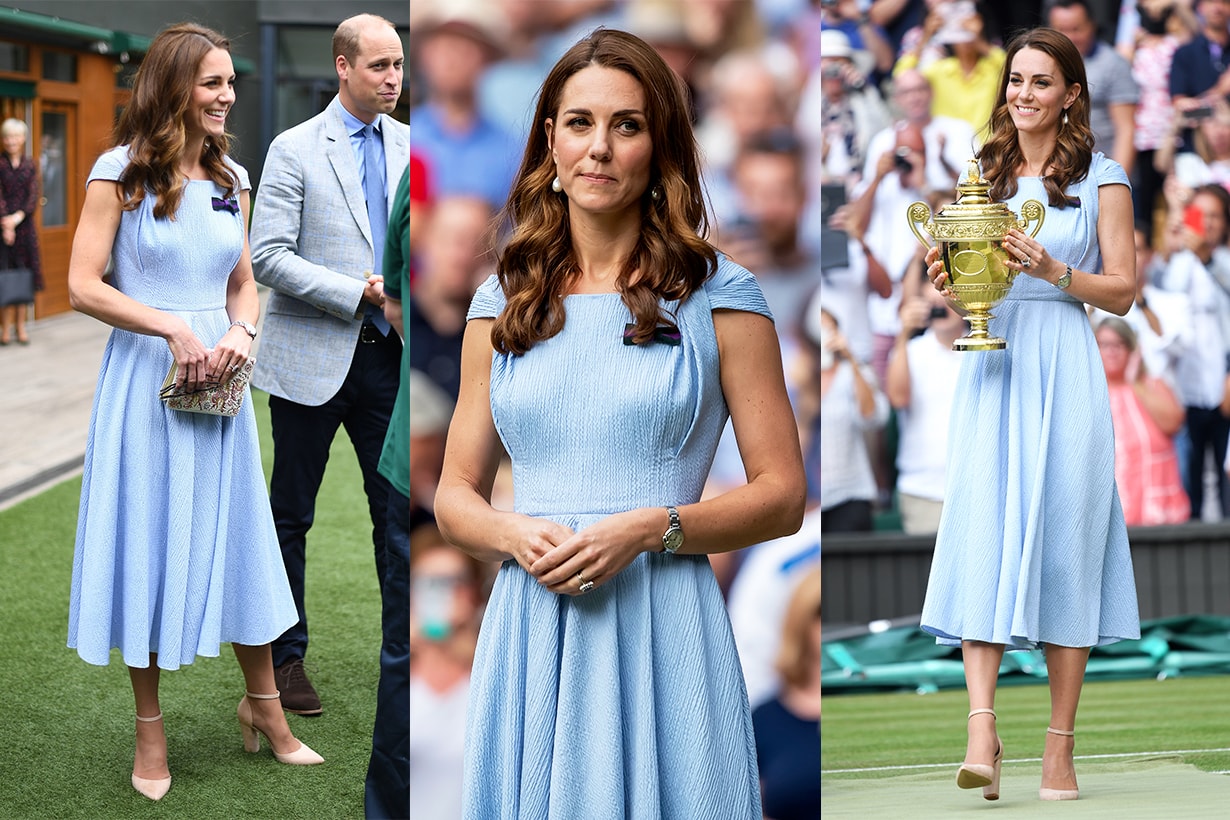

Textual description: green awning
[0,78,35,99]
[110,31,256,75]
[0,6,112,46]
[0,6,254,74]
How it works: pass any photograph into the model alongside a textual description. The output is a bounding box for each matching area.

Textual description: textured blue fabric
[461,255,769,818]
[67,146,298,670]
[921,154,1141,650]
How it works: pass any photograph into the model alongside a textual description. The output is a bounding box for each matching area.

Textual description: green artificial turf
[822,676,1230,780]
[0,391,382,818]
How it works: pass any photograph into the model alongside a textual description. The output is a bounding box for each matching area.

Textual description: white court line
[824,747,1230,774]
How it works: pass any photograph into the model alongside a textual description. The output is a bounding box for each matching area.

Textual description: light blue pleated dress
[67,146,297,671]
[920,153,1141,650]
[461,256,766,819]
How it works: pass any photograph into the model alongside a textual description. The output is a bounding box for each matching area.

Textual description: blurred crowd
[821,0,1230,534]
[405,1,822,816]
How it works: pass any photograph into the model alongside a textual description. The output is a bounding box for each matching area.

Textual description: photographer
[892,1,1005,138]
[819,29,892,189]
[885,271,966,534]
[1155,98,1230,212]
[1169,0,1230,153]
[836,119,937,513]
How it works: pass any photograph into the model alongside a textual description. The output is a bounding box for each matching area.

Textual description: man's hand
[362,274,385,307]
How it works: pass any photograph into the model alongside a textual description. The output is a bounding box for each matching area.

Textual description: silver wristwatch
[231,320,257,338]
[661,506,684,554]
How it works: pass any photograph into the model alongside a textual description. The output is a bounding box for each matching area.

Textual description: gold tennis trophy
[906,161,1045,351]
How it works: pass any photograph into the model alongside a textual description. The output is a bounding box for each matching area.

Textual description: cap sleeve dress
[461,255,770,818]
[920,153,1141,650]
[67,146,297,670]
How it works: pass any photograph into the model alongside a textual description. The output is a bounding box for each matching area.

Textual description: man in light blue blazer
[249,13,408,718]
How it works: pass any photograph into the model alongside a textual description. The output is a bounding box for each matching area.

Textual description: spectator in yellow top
[894,1,1006,137]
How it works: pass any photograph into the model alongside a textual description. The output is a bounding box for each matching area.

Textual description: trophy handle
[906,201,934,250]
[1018,199,1045,238]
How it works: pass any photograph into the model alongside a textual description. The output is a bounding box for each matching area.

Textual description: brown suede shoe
[275,658,322,716]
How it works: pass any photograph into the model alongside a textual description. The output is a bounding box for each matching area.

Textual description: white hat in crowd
[820,29,874,75]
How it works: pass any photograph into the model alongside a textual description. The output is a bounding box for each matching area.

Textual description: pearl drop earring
[651,186,662,201]
[551,176,562,193]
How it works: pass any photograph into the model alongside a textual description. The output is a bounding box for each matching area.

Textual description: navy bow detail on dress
[211,196,239,214]
[622,323,682,346]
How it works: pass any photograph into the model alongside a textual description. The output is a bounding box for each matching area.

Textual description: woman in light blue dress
[920,28,1140,803]
[66,24,321,802]
[433,29,807,818]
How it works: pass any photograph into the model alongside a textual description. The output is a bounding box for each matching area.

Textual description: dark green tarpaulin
[822,616,1230,693]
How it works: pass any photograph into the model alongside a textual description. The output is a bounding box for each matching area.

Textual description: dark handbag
[0,243,33,306]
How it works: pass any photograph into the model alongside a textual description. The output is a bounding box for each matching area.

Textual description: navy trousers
[364,488,410,818]
[268,328,401,667]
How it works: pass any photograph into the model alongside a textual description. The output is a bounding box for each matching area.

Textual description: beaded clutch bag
[159,358,255,417]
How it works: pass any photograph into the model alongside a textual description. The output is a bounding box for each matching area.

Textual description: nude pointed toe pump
[237,691,324,765]
[1039,727,1079,801]
[131,712,171,801]
[956,708,1003,800]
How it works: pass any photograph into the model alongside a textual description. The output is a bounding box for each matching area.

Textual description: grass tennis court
[823,676,1230,817]
[0,391,380,818]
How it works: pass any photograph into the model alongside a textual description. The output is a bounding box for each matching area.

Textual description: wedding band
[576,571,587,583]
[229,364,240,372]
[579,580,595,594]
[1022,256,1032,269]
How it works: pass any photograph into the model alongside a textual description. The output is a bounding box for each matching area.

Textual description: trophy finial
[966,159,982,185]
[955,158,991,204]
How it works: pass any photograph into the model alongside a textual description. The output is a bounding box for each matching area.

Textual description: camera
[1188,104,1216,123]
[928,305,949,321]
[822,62,865,91]
[893,146,913,173]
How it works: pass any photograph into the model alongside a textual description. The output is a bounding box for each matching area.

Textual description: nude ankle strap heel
[1039,727,1079,801]
[237,690,324,765]
[957,709,1002,800]
[132,712,171,801]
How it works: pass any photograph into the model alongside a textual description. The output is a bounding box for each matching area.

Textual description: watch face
[663,528,684,552]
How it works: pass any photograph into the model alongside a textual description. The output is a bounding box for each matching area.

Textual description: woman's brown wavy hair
[490,27,717,355]
[978,27,1093,208]
[112,23,239,220]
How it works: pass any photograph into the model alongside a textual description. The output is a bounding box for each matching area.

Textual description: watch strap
[231,320,257,338]
[662,506,683,554]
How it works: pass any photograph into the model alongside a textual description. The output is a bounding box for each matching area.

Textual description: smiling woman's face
[1005,47,1078,137]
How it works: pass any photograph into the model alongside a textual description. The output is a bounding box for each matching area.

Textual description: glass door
[35,101,75,313]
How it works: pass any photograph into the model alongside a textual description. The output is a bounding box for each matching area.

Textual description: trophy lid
[930,159,1016,235]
